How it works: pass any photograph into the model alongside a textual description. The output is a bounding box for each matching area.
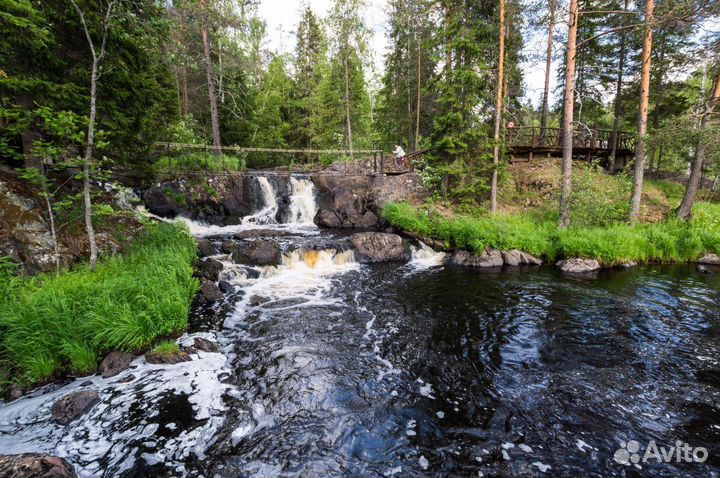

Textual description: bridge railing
[506,127,635,152]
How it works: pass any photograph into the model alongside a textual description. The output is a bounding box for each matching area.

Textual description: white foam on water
[407,242,445,271]
[0,333,233,477]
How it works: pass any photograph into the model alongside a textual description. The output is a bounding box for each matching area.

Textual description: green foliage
[152,341,180,356]
[382,202,720,265]
[166,114,203,145]
[0,222,199,386]
[157,153,246,173]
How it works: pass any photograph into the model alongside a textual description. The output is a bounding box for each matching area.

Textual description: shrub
[0,222,198,386]
[152,341,180,356]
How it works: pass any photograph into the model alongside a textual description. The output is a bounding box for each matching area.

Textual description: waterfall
[280,248,355,271]
[241,177,278,225]
[288,177,318,225]
[409,241,446,269]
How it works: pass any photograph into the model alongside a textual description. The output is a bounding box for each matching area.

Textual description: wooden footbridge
[153,127,635,176]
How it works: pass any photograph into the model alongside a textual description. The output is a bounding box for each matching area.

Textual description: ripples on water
[1,219,719,477]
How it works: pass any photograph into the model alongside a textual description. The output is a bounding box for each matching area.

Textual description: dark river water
[193,256,720,478]
[1,180,719,477]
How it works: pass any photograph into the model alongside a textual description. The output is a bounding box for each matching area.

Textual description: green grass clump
[0,222,198,386]
[383,202,720,266]
[152,340,180,356]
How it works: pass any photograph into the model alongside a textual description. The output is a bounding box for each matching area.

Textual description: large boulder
[451,249,504,268]
[142,187,184,218]
[0,453,77,478]
[196,238,217,258]
[699,253,720,265]
[501,250,542,266]
[196,278,224,304]
[197,257,224,281]
[350,232,407,263]
[51,390,100,425]
[232,240,282,266]
[145,350,191,365]
[556,258,600,273]
[98,351,134,378]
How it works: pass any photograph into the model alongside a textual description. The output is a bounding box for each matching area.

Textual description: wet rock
[51,390,100,425]
[697,265,715,274]
[196,238,217,258]
[451,249,504,268]
[557,258,601,273]
[9,386,24,401]
[196,278,224,304]
[197,257,224,281]
[618,261,638,268]
[699,253,720,265]
[350,232,406,263]
[501,250,542,266]
[145,350,192,365]
[119,374,136,383]
[0,453,77,478]
[315,209,343,228]
[143,187,183,218]
[221,240,237,254]
[98,351,134,378]
[218,280,235,294]
[232,240,281,266]
[193,337,220,353]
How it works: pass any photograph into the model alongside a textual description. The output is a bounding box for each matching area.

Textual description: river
[1,176,719,477]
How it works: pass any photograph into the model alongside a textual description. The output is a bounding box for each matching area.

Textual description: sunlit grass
[0,222,198,386]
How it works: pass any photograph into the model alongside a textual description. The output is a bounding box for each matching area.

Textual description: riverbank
[382,201,720,266]
[0,222,198,391]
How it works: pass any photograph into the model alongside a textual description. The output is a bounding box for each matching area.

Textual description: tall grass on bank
[0,222,198,386]
[383,202,720,265]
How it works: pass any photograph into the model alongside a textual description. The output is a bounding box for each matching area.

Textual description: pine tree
[291,6,328,149]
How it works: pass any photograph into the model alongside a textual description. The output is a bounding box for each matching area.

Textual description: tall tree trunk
[201,0,222,156]
[540,0,555,133]
[343,50,354,161]
[182,66,190,116]
[415,40,422,152]
[558,0,579,229]
[676,72,720,220]
[648,44,666,177]
[628,0,654,224]
[609,0,628,171]
[71,0,113,271]
[82,59,100,270]
[490,0,505,213]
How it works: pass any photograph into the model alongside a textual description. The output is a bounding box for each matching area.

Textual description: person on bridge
[393,145,406,168]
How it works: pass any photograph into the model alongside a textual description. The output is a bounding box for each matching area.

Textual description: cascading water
[241,176,278,225]
[287,177,318,225]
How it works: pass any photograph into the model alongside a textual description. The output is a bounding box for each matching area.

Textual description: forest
[1,1,720,477]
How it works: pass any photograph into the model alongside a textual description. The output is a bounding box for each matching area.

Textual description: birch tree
[490,0,506,213]
[70,0,117,270]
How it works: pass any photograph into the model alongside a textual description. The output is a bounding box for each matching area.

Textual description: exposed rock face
[350,233,407,263]
[232,240,281,266]
[0,177,73,274]
[556,258,601,273]
[450,249,504,268]
[98,351,134,378]
[313,173,427,229]
[197,257,224,281]
[196,278,223,304]
[0,453,77,478]
[145,350,192,365]
[196,238,217,258]
[501,250,543,266]
[51,390,100,425]
[699,254,720,265]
